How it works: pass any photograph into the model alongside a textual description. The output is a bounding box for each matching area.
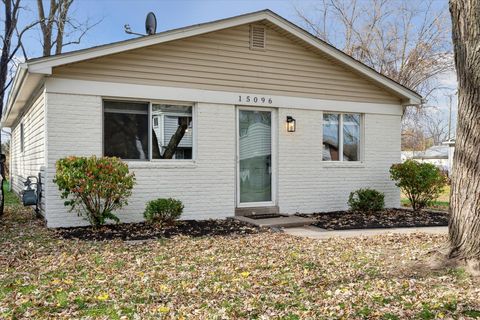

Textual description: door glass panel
[239,110,272,203]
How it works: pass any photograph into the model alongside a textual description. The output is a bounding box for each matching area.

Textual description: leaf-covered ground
[1,204,480,319]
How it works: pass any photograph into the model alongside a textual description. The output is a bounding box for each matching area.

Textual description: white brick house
[1,10,422,227]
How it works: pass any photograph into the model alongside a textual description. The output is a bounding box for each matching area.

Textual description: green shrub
[54,156,135,227]
[348,188,385,212]
[390,160,447,211]
[144,198,183,224]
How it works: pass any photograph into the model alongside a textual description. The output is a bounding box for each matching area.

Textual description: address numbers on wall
[238,95,273,105]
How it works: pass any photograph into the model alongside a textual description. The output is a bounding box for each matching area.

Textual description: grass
[1,188,479,319]
[401,185,450,210]
[2,181,21,208]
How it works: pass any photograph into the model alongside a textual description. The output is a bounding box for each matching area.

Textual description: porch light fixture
[286,116,296,132]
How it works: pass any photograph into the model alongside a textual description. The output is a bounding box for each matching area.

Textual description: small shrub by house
[390,160,447,211]
[144,198,184,224]
[348,188,385,212]
[54,156,135,226]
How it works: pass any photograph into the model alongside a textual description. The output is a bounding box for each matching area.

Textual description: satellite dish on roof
[145,12,157,35]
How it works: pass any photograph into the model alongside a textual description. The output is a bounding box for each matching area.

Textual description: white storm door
[237,107,275,207]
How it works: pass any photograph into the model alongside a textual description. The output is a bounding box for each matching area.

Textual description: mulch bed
[54,219,266,241]
[297,208,449,230]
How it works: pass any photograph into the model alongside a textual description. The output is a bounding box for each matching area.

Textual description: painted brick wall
[44,93,235,227]
[277,108,401,213]
[44,93,400,227]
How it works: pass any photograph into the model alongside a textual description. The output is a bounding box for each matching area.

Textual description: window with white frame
[322,113,361,161]
[103,100,193,161]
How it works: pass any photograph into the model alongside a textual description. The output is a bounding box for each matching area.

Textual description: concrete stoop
[234,214,316,228]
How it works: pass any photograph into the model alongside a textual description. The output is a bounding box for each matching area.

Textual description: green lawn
[2,181,21,208]
[401,186,450,210]
[1,188,479,319]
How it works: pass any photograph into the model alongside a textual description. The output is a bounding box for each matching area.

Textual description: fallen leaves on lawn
[1,207,479,319]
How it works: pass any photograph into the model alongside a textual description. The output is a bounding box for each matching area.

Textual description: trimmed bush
[390,160,447,211]
[144,198,183,224]
[348,188,385,212]
[54,156,135,227]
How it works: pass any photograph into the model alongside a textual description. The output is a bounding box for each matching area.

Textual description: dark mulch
[296,208,449,230]
[54,219,266,241]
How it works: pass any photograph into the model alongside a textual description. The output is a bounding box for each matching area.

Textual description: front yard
[401,186,451,210]
[1,195,479,319]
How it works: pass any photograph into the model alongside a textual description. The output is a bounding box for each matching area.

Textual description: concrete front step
[235,206,279,216]
[234,214,316,228]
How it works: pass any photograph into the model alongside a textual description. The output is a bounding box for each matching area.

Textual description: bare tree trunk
[37,0,58,57]
[448,0,480,273]
[0,0,17,118]
[0,0,20,217]
[54,0,73,54]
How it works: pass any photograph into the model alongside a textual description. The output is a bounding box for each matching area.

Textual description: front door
[237,108,274,207]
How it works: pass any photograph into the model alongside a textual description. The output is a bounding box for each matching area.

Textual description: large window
[322,113,361,161]
[103,100,193,161]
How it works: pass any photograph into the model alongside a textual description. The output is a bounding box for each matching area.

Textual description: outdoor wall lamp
[286,116,296,132]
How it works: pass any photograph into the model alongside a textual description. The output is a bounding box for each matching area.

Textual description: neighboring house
[400,151,414,162]
[403,145,450,173]
[1,10,422,227]
[443,139,456,173]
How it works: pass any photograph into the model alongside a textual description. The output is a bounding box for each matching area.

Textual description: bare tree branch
[295,0,453,150]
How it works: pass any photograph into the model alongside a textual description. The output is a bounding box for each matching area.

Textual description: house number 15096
[238,95,273,104]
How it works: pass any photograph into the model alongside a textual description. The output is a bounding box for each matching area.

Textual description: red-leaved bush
[54,156,135,227]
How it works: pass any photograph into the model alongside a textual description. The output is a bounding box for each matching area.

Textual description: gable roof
[2,9,422,126]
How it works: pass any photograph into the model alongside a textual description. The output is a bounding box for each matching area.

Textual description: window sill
[125,160,197,169]
[321,161,365,168]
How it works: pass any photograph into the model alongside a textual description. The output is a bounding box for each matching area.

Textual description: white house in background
[402,145,451,173]
[1,10,422,227]
[443,139,456,173]
[411,145,450,173]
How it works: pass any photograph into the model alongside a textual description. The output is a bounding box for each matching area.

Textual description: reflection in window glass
[104,101,149,160]
[343,114,360,161]
[322,114,340,161]
[151,105,193,159]
[322,113,361,161]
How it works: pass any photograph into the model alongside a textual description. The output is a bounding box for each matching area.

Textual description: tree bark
[54,0,73,54]
[162,118,188,159]
[0,0,20,217]
[448,0,480,270]
[37,0,57,57]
